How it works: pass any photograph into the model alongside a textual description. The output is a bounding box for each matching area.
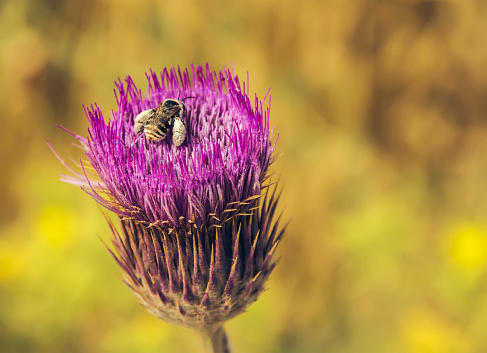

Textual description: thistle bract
[56,64,285,331]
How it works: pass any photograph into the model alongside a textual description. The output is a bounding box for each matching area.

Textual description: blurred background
[2,0,487,352]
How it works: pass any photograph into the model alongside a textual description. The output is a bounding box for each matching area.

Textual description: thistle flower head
[55,64,285,330]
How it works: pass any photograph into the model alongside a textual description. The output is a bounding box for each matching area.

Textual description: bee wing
[163,104,181,118]
[134,109,155,134]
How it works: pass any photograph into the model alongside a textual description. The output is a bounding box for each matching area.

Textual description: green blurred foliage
[1,0,487,352]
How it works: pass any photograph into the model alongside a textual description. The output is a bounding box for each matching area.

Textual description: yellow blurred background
[2,1,487,352]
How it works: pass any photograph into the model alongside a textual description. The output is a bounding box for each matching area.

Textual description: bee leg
[172,117,187,147]
[134,108,155,134]
[130,133,145,148]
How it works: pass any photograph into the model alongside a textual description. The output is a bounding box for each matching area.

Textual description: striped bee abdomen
[144,120,172,141]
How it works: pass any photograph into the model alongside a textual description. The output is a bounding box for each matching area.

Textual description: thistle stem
[200,325,232,353]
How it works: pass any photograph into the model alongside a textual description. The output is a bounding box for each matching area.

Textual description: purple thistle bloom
[53,63,285,351]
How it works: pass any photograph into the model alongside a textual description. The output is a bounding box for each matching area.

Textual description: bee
[134,97,193,146]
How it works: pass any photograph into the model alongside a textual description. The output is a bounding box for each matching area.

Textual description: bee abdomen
[144,125,167,141]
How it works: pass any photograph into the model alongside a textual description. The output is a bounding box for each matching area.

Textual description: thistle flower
[52,64,285,352]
